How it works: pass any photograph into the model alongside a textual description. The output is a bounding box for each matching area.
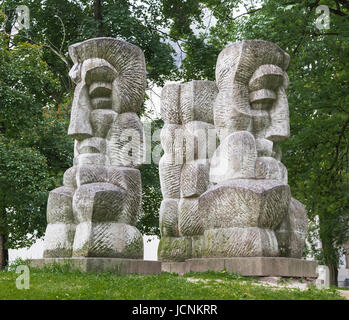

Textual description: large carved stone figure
[43,38,146,259]
[159,40,308,261]
[158,81,218,260]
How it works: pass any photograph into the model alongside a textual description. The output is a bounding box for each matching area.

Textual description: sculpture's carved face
[248,63,290,159]
[210,41,290,183]
[248,64,289,137]
[214,41,290,161]
[67,58,142,168]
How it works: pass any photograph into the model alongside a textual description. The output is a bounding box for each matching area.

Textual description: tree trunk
[329,262,338,286]
[321,237,339,286]
[319,213,340,287]
[0,234,8,270]
[94,0,103,37]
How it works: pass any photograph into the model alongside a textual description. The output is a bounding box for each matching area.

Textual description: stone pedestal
[338,268,349,288]
[316,265,330,289]
[30,258,161,275]
[162,257,318,278]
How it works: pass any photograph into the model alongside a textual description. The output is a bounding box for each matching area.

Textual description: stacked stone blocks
[159,41,308,261]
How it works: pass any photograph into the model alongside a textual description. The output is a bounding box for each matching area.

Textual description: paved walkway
[338,290,349,300]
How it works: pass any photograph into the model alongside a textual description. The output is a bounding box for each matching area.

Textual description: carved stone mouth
[76,137,106,155]
[89,81,112,97]
[78,146,100,154]
[91,97,112,109]
[89,81,113,109]
[250,89,277,110]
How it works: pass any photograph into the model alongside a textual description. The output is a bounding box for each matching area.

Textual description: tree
[94,0,103,37]
[3,0,178,88]
[0,140,51,268]
[137,118,164,237]
[0,25,65,267]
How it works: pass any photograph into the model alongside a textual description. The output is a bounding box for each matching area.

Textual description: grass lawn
[0,260,345,300]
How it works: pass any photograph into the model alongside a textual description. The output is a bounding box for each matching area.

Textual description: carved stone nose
[68,85,93,141]
[68,108,93,141]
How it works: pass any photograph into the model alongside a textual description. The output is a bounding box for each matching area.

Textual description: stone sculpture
[158,81,218,261]
[159,40,308,261]
[43,38,146,259]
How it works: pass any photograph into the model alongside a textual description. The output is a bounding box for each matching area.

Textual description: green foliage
[0,267,344,300]
[138,118,164,236]
[0,39,61,136]
[181,34,221,81]
[0,139,50,248]
[137,185,162,236]
[3,0,178,87]
[29,98,74,184]
[161,0,203,38]
[0,30,65,249]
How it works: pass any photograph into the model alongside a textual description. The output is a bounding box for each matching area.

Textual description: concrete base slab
[338,268,349,288]
[162,257,318,278]
[162,261,189,275]
[30,258,161,275]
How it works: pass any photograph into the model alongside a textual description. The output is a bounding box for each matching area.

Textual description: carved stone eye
[248,64,285,110]
[80,60,116,110]
[249,64,285,92]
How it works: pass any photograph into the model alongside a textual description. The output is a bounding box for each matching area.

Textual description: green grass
[0,260,344,300]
